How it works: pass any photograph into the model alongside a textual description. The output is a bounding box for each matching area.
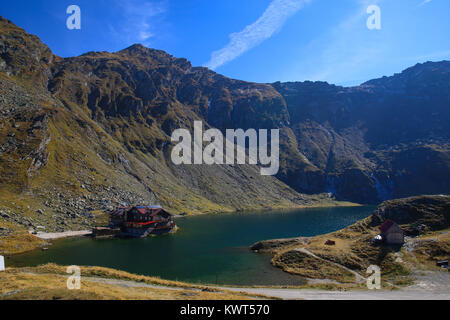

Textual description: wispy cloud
[114,0,167,45]
[419,0,432,6]
[204,0,312,70]
[286,0,386,85]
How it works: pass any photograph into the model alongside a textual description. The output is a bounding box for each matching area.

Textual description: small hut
[379,219,404,245]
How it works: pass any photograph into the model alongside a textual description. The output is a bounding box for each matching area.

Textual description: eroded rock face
[273,63,450,203]
[0,17,55,87]
[26,114,51,176]
[373,195,450,231]
[48,44,290,134]
[0,76,52,194]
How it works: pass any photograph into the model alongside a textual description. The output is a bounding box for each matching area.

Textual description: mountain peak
[362,60,450,87]
[120,43,151,54]
[118,43,172,59]
[115,43,192,70]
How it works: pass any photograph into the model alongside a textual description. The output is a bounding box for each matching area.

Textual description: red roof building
[109,206,175,238]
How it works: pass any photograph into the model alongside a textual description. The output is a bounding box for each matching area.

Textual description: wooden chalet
[108,206,176,238]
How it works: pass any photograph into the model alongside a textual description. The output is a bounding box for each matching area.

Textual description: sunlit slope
[0,16,328,234]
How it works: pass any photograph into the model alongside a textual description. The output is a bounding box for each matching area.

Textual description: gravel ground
[32,230,92,240]
[218,270,450,300]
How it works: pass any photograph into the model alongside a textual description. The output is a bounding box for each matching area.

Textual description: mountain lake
[10,206,374,286]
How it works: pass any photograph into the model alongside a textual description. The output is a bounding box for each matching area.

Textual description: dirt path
[13,271,450,300]
[295,248,366,283]
[13,273,270,300]
[218,286,450,300]
[219,269,450,300]
[60,270,450,299]
[86,277,196,291]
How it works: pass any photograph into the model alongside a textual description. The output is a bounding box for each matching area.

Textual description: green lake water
[10,206,374,286]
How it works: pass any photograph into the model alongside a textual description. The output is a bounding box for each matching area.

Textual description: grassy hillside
[252,195,450,286]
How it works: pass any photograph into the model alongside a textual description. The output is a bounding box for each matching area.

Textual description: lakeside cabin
[94,206,176,238]
[379,219,404,245]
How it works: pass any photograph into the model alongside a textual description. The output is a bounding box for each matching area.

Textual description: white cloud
[285,0,386,85]
[419,0,432,6]
[204,0,312,70]
[116,0,166,45]
[139,27,154,42]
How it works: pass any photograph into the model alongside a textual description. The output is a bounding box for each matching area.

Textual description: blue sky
[1,0,449,86]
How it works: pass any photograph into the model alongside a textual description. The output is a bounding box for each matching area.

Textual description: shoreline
[0,202,368,258]
[25,203,363,241]
[174,201,363,218]
[30,230,92,240]
[14,204,441,293]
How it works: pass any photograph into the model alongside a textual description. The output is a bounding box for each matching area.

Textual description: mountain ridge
[272,61,450,202]
[0,16,340,233]
[0,16,449,233]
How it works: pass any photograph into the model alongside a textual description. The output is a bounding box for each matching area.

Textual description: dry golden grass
[267,217,444,285]
[272,249,357,283]
[405,231,450,269]
[0,264,267,300]
[0,230,44,255]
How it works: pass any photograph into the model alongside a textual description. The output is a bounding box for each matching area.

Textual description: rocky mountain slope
[0,16,449,232]
[273,62,450,203]
[0,17,338,233]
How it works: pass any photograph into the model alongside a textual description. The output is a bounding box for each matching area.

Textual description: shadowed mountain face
[273,63,450,203]
[0,16,449,231]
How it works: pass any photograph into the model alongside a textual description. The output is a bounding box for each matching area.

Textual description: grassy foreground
[0,264,270,300]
